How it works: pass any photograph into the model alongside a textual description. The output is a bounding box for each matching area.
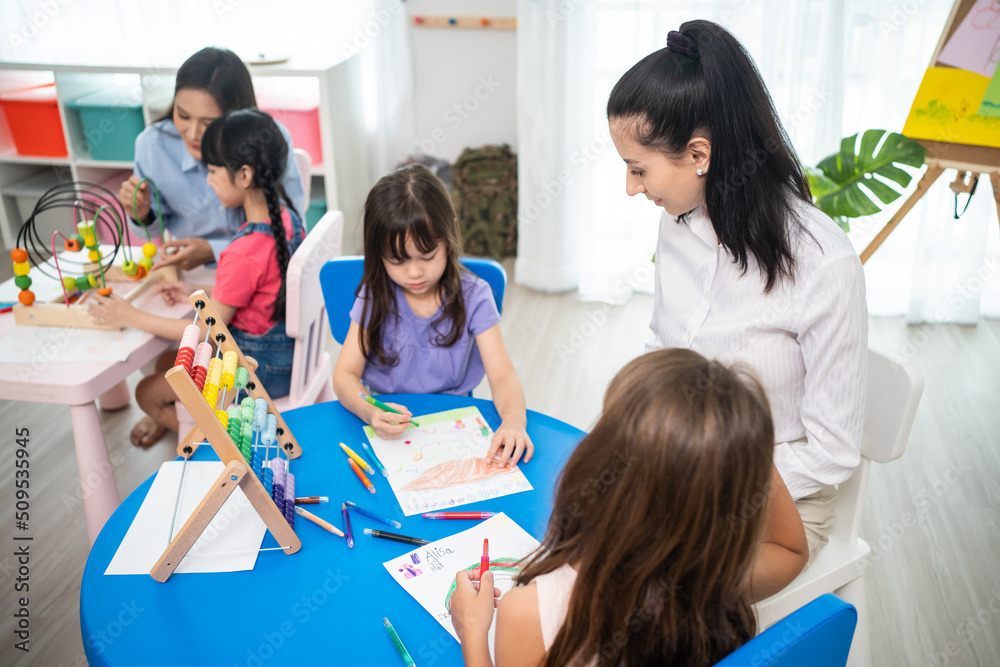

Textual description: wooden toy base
[13,265,180,330]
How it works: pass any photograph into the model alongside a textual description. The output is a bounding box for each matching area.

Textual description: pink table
[0,267,214,544]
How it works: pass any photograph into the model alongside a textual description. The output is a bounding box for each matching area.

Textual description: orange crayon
[347,457,376,494]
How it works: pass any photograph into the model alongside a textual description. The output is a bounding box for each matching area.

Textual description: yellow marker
[340,442,375,476]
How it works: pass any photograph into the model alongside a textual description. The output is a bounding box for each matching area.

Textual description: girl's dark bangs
[386,207,440,261]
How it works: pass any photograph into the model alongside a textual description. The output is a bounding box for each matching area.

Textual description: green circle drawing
[443,559,524,613]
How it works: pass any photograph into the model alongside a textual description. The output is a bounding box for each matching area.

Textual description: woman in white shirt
[607,20,868,557]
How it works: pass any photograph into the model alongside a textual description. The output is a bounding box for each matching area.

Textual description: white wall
[405,0,517,163]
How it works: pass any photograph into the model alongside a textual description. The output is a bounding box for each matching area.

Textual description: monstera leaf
[809,130,927,231]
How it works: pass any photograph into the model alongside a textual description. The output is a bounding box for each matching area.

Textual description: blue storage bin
[66,87,145,161]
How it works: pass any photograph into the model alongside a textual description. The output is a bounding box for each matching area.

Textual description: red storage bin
[0,84,67,157]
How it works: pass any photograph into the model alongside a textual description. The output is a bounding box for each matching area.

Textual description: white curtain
[516,0,1000,320]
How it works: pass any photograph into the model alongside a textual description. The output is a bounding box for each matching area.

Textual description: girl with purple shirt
[333,165,533,467]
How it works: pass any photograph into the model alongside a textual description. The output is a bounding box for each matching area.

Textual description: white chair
[175,210,342,445]
[271,210,341,411]
[755,347,924,667]
[293,148,311,206]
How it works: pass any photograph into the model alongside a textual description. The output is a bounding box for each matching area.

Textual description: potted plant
[807,129,927,231]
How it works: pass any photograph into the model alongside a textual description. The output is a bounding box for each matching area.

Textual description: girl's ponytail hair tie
[667,30,699,58]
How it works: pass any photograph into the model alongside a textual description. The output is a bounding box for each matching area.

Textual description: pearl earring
[697,168,705,176]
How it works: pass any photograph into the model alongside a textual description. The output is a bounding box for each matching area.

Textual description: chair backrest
[294,148,312,205]
[716,594,857,667]
[284,210,342,403]
[832,347,924,545]
[319,256,507,345]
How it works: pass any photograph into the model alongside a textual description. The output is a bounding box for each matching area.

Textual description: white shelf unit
[0,57,369,251]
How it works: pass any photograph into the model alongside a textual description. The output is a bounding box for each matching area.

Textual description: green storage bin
[66,87,145,161]
[305,198,326,232]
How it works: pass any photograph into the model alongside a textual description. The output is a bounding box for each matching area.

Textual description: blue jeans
[229,321,294,399]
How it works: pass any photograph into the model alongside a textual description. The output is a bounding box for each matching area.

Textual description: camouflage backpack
[451,144,517,260]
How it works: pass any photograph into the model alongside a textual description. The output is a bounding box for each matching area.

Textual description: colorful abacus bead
[121,260,138,276]
[263,414,277,447]
[241,397,255,425]
[262,467,274,496]
[13,261,30,276]
[138,256,154,272]
[175,325,200,375]
[134,264,147,279]
[75,276,91,291]
[88,248,102,262]
[221,351,237,391]
[192,343,212,391]
[64,234,83,252]
[14,275,31,289]
[62,277,76,290]
[216,410,228,427]
[253,397,268,432]
[142,242,157,259]
[202,357,223,408]
[271,460,285,508]
[251,448,263,478]
[226,406,242,443]
[234,366,249,394]
[240,422,253,461]
[17,290,34,305]
[284,473,296,527]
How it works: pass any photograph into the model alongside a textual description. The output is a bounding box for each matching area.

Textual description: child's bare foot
[130,416,166,447]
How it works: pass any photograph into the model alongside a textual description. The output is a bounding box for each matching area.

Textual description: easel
[862,0,1000,264]
[152,290,302,582]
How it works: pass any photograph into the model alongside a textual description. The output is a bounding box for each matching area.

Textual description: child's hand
[450,569,500,644]
[158,282,197,307]
[368,402,413,439]
[488,422,533,468]
[87,294,136,329]
[119,176,151,221]
[152,237,214,271]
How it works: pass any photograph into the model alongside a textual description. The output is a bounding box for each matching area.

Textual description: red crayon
[480,538,490,579]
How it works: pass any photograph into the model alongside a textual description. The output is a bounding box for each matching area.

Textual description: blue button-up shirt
[129,118,306,263]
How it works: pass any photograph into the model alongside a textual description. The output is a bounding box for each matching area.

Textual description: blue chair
[318,255,507,345]
[716,594,857,667]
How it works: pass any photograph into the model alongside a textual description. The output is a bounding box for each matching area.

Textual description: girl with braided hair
[90,109,304,445]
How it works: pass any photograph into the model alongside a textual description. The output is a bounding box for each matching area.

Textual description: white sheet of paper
[105,461,267,575]
[364,407,532,516]
[0,324,149,363]
[382,512,541,651]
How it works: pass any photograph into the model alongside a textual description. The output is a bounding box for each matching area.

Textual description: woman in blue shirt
[119,47,305,270]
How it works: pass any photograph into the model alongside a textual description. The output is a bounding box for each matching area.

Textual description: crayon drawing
[383,513,541,650]
[365,407,533,516]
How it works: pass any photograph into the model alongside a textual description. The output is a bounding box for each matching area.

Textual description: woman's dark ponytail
[608,20,813,293]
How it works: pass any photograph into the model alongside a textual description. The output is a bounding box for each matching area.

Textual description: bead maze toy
[11,179,179,329]
[154,290,303,582]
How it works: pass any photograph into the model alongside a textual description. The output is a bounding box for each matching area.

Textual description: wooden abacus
[153,290,302,582]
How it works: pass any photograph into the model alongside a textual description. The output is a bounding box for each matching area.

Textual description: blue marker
[344,500,402,529]
[361,441,388,478]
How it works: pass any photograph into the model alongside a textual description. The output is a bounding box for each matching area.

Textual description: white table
[0,262,214,543]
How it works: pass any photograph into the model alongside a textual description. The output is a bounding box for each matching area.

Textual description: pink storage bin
[256,78,322,165]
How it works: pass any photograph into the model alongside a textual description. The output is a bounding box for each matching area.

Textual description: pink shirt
[213,209,304,335]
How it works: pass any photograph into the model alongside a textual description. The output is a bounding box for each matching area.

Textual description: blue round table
[80,395,584,666]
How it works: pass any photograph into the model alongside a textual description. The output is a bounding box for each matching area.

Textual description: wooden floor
[1,265,999,666]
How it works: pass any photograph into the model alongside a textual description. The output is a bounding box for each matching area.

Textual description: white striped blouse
[649,203,868,499]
